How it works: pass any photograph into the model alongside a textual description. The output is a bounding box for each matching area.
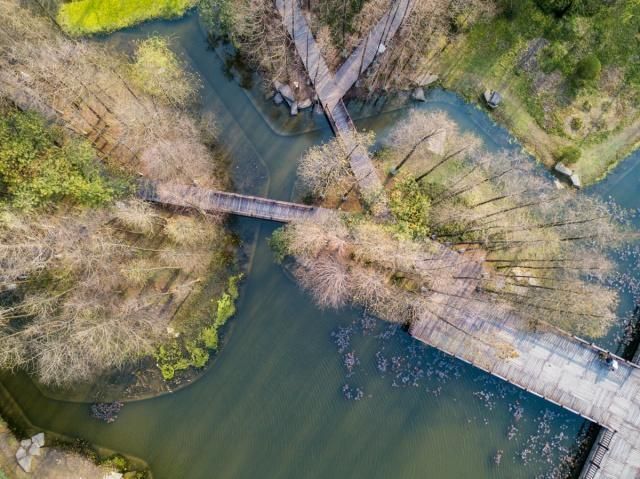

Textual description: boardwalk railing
[138,181,324,223]
[580,429,616,479]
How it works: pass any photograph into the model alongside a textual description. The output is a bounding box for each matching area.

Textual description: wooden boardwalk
[275,0,406,206]
[138,181,325,223]
[333,0,414,100]
[409,245,640,478]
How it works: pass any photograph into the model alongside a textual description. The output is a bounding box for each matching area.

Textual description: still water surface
[2,12,640,479]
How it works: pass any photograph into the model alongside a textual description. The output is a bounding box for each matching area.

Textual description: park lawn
[434,0,640,185]
[57,0,197,36]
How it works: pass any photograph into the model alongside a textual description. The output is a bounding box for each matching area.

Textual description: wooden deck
[138,181,325,223]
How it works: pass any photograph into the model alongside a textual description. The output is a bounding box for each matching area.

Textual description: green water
[3,12,640,479]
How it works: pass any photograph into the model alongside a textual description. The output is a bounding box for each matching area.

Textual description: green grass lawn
[435,0,640,184]
[57,0,196,36]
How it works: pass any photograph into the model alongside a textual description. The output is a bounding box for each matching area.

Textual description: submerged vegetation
[57,0,196,36]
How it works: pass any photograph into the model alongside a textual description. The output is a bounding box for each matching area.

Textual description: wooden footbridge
[140,1,640,477]
[138,181,325,223]
[275,0,413,208]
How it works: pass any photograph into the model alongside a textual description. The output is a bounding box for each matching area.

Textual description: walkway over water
[138,181,324,223]
[275,0,415,207]
[409,245,640,478]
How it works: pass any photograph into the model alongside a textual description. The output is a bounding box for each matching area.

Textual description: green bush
[556,146,582,165]
[389,177,431,240]
[573,54,601,88]
[539,42,570,74]
[570,116,583,131]
[100,454,128,473]
[201,326,219,349]
[0,110,114,209]
[187,343,209,368]
[129,37,198,107]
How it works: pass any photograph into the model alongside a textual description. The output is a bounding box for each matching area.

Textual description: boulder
[411,88,426,102]
[18,454,32,473]
[377,44,386,54]
[298,98,313,109]
[289,101,298,116]
[570,174,582,189]
[32,432,45,447]
[273,92,284,105]
[104,472,124,479]
[279,84,295,105]
[554,162,573,177]
[28,443,41,456]
[16,446,27,460]
[413,72,438,87]
[313,103,324,115]
[20,439,32,448]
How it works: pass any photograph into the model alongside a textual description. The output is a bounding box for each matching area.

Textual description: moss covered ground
[434,0,640,184]
[57,0,196,36]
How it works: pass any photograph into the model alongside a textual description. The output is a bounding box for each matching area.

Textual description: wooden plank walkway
[276,0,396,207]
[138,181,325,223]
[409,248,640,478]
[333,0,414,100]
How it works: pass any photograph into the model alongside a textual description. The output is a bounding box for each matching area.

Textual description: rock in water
[31,432,45,447]
[273,92,284,105]
[554,162,574,177]
[290,101,299,116]
[279,84,295,105]
[298,98,313,109]
[411,88,426,102]
[313,103,324,115]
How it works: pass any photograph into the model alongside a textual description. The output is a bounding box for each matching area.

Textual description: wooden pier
[138,181,325,223]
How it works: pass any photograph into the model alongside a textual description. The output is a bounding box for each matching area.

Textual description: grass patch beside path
[57,0,196,36]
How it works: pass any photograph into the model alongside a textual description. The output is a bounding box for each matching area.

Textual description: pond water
[2,11,640,479]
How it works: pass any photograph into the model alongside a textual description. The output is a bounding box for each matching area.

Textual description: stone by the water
[298,98,312,109]
[32,432,45,447]
[313,103,324,115]
[28,443,41,456]
[273,92,284,105]
[279,84,295,104]
[290,101,298,116]
[411,88,426,102]
[16,446,27,460]
[570,173,582,188]
[17,454,32,473]
[104,472,124,479]
[554,162,574,177]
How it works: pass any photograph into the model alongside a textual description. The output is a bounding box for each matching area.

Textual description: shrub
[539,42,569,74]
[535,0,574,16]
[570,116,583,131]
[201,326,219,349]
[556,146,582,165]
[573,54,601,88]
[0,110,114,209]
[389,177,431,239]
[129,37,199,107]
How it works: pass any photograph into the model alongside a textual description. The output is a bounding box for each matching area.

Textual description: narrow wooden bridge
[275,0,415,207]
[138,181,325,223]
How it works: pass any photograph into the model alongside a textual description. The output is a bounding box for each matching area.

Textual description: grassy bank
[57,0,196,36]
[433,0,640,184]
